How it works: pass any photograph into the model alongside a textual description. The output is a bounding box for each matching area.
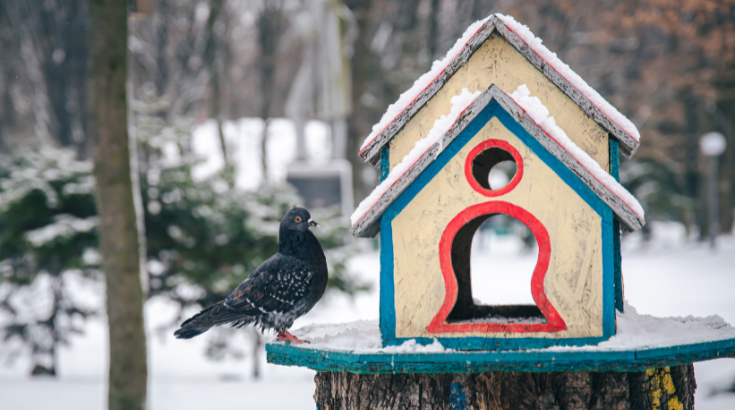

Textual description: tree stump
[314,365,696,410]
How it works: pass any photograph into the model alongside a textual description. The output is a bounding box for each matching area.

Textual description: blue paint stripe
[601,207,615,339]
[380,216,397,345]
[379,100,616,349]
[449,382,469,410]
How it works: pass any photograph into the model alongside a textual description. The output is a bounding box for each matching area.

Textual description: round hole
[465,140,524,197]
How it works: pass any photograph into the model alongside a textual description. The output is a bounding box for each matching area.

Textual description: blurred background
[0,0,734,409]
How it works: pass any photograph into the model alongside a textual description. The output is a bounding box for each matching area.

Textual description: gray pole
[708,155,719,249]
[700,132,726,250]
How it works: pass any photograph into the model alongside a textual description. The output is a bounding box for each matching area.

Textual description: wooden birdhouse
[268,17,735,406]
[349,14,646,350]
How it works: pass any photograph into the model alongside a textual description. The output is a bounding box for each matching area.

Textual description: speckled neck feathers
[278,227,327,270]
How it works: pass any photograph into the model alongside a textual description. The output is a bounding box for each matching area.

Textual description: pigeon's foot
[276,330,310,344]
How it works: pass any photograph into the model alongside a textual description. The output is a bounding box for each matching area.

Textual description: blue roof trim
[378,100,616,350]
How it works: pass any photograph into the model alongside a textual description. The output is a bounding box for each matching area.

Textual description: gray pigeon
[174,207,327,343]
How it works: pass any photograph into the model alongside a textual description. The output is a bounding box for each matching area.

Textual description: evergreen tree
[0,148,100,376]
[0,100,368,376]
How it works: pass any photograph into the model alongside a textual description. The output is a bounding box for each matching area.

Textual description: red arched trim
[464,139,524,197]
[427,201,567,334]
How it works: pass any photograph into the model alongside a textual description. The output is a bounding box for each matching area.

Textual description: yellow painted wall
[391,117,604,339]
[388,34,609,173]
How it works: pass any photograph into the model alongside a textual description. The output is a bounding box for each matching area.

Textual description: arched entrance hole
[447,213,546,324]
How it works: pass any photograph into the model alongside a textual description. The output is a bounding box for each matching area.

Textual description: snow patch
[359,17,490,153]
[288,320,452,354]
[25,215,98,247]
[546,303,735,352]
[496,14,640,142]
[351,89,482,225]
[508,84,644,220]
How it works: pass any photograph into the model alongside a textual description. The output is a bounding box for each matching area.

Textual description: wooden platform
[266,316,735,373]
[267,337,735,374]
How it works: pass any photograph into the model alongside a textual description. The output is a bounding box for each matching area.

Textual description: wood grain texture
[312,366,695,410]
[266,339,735,374]
[360,15,640,167]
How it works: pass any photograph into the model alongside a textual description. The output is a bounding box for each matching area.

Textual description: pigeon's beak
[308,219,319,228]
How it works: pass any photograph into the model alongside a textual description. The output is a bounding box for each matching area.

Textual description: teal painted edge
[380,146,390,182]
[601,207,615,340]
[610,139,624,313]
[266,336,735,374]
[379,215,396,345]
[378,100,615,350]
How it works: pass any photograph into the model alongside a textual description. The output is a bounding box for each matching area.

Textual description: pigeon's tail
[174,301,251,339]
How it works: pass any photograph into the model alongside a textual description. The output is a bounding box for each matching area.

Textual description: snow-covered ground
[1,224,734,409]
[2,124,734,408]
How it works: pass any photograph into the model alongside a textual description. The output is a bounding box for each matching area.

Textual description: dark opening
[471,147,517,190]
[447,213,546,324]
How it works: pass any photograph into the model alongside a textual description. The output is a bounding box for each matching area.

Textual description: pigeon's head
[281,207,319,232]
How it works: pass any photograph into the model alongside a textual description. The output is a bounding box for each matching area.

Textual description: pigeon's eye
[294,216,302,223]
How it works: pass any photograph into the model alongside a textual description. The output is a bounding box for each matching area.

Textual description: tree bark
[89,1,148,410]
[314,365,696,410]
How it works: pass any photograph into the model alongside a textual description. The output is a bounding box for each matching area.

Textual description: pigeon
[174,207,328,344]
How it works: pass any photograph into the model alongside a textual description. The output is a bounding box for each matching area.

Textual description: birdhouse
[349,14,645,350]
[267,17,735,397]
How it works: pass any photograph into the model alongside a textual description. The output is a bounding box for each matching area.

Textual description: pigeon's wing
[224,254,314,315]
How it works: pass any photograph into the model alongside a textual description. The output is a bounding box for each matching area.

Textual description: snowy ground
[1,224,734,409]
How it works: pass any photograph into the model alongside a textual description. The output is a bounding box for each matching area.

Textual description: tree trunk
[251,327,262,380]
[89,2,148,410]
[344,0,375,204]
[314,365,696,410]
[256,1,283,183]
[203,0,230,177]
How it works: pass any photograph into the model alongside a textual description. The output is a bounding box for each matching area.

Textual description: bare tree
[88,1,147,409]
[257,0,287,180]
[1,0,89,156]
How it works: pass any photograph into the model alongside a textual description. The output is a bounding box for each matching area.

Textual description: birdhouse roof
[350,84,645,238]
[358,14,641,167]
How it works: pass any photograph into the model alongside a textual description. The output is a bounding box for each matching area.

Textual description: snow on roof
[281,305,735,353]
[358,17,491,154]
[358,14,641,165]
[508,84,645,219]
[350,89,482,225]
[496,14,640,143]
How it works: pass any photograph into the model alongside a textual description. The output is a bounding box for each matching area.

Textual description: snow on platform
[267,305,735,373]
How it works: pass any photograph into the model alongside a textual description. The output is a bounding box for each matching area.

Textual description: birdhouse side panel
[388,34,609,175]
[383,112,614,348]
